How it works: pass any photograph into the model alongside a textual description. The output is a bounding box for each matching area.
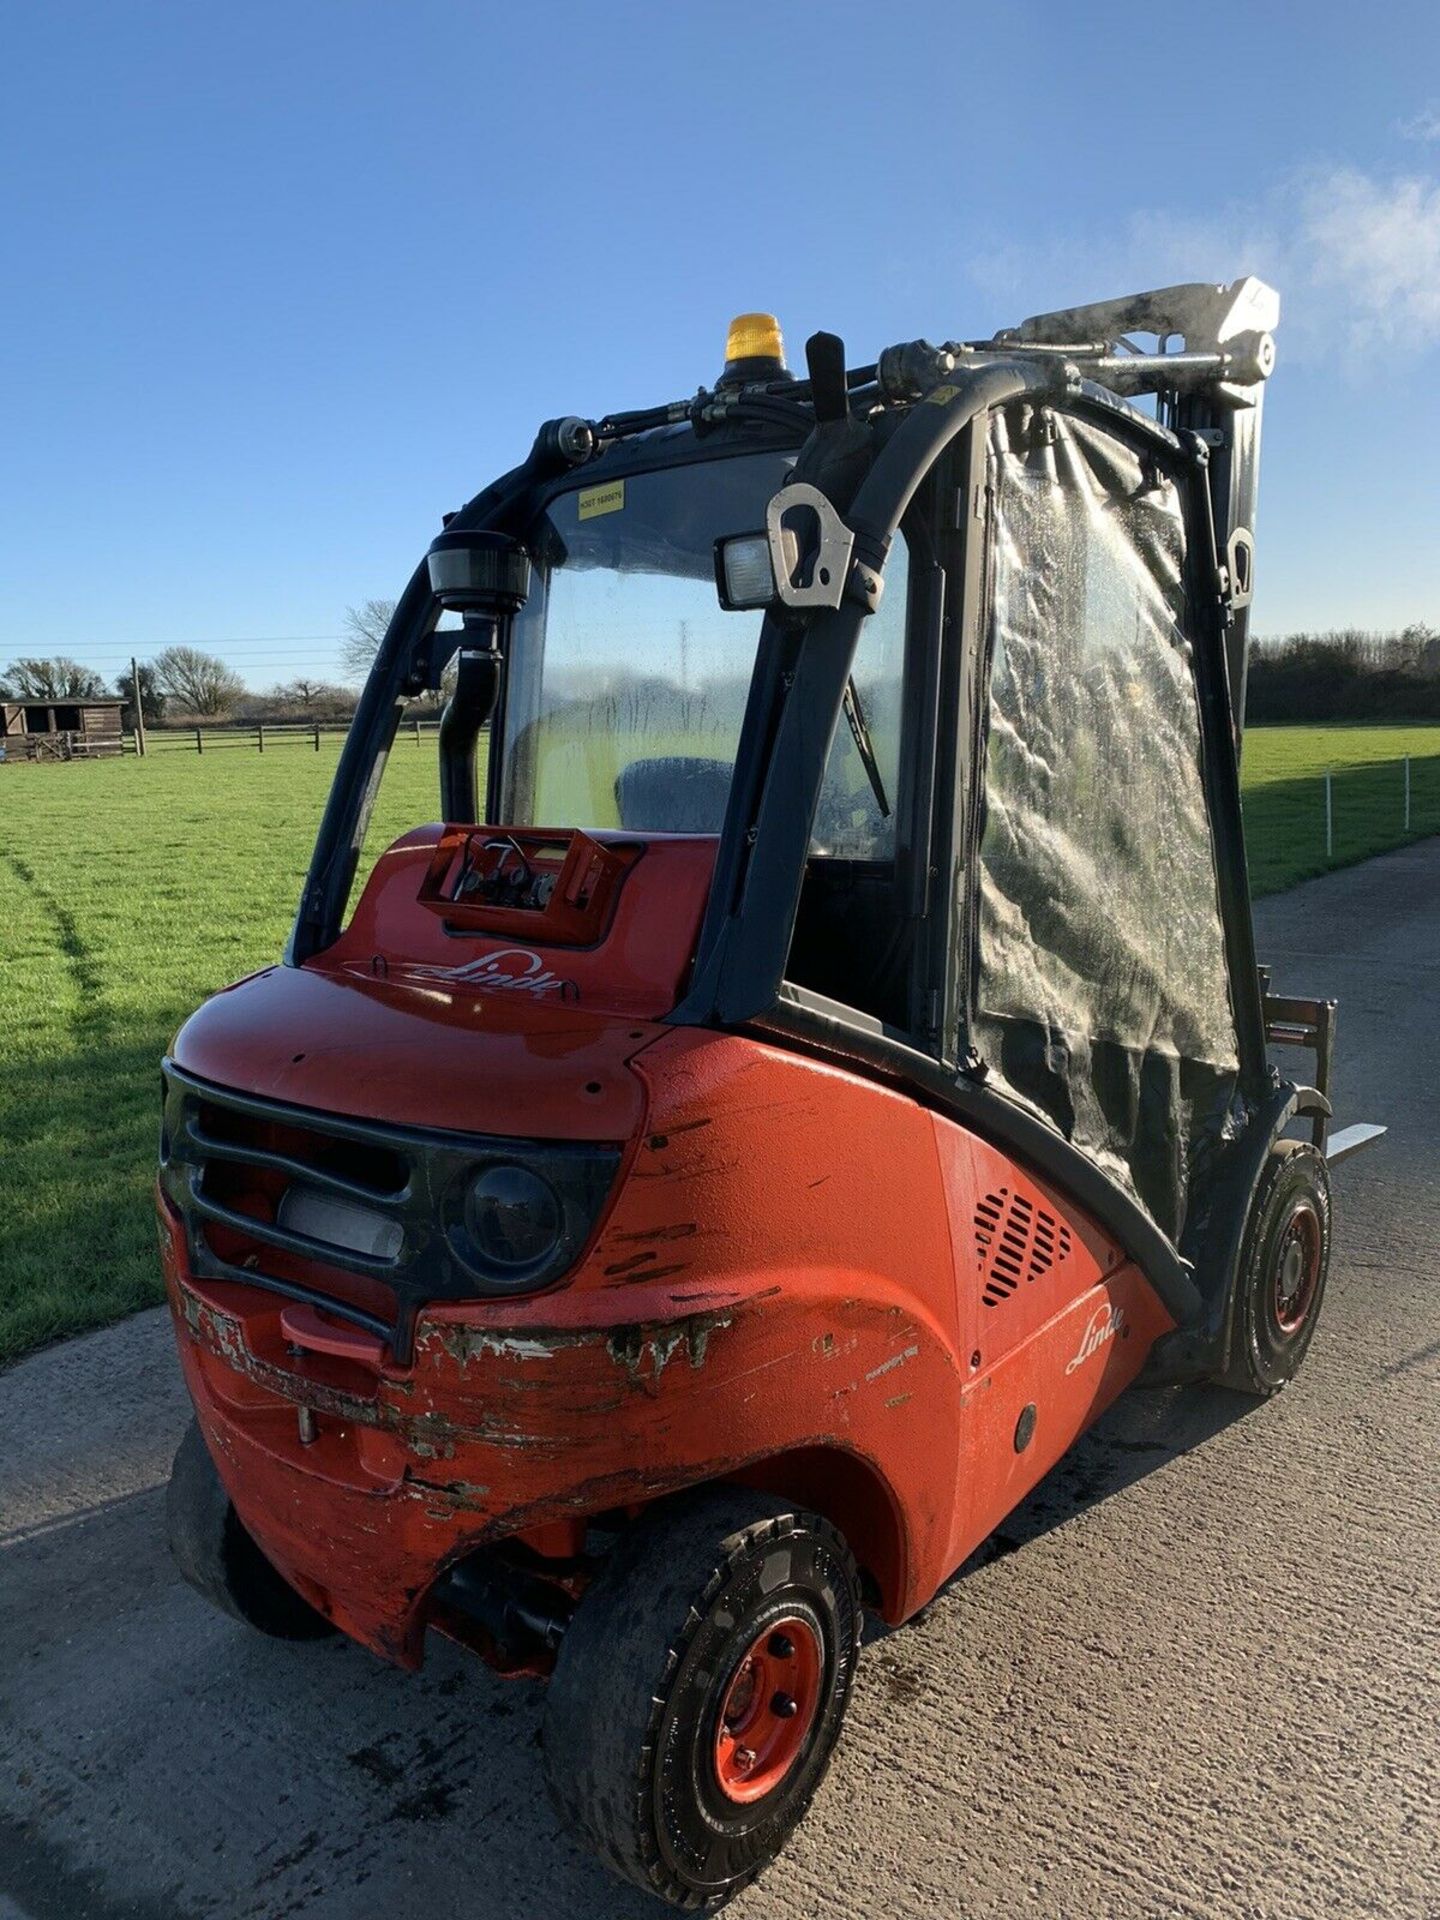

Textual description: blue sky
[3,0,1438,689]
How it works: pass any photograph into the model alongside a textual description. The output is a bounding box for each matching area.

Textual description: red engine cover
[324,825,718,1019]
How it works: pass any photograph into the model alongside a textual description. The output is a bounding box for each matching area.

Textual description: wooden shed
[0,697,126,762]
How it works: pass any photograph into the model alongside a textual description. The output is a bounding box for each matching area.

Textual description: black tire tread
[1221,1139,1332,1397]
[543,1487,859,1910]
[166,1418,335,1640]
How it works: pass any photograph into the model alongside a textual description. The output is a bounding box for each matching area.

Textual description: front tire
[543,1489,862,1910]
[1221,1141,1332,1396]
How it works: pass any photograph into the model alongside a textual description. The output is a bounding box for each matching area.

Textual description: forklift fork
[1257,964,1386,1163]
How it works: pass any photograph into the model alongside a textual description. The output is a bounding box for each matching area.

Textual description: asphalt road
[2,842,1437,1920]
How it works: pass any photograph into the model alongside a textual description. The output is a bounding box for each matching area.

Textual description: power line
[8,641,353,656]
[12,641,360,664]
[1,634,373,689]
[1,635,350,658]
[54,651,351,664]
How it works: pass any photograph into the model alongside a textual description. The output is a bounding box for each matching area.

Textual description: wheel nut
[733,1746,756,1772]
[771,1691,798,1719]
[767,1632,795,1659]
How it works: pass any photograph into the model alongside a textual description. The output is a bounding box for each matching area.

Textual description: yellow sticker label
[926,383,960,406]
[578,480,625,521]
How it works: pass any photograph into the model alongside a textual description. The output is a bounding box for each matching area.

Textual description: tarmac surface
[2,841,1437,1920]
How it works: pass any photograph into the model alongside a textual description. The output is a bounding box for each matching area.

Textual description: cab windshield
[499,451,795,834]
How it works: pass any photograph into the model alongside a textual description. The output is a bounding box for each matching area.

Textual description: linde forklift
[161,279,1382,1908]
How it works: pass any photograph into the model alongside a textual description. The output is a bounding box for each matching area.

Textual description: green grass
[1,723,1437,1368]
[0,738,446,1365]
[1239,724,1440,895]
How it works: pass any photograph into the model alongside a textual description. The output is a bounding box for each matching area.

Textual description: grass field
[1238,724,1440,895]
[2,723,1437,1367]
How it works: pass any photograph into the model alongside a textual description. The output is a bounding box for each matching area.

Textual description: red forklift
[161,280,1382,1908]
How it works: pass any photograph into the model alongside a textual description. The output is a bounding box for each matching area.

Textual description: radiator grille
[974,1187,1072,1307]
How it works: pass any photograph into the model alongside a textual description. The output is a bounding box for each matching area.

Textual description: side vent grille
[974,1187,1072,1307]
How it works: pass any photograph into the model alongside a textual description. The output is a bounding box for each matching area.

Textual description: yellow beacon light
[718,312,790,386]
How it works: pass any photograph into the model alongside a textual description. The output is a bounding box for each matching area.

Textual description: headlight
[442,1146,620,1296]
[463,1164,561,1270]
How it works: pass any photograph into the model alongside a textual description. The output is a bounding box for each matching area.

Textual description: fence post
[258,723,265,754]
[195,726,203,756]
[414,717,421,745]
[1405,756,1411,833]
[314,723,321,751]
[1324,768,1333,861]
[130,655,147,757]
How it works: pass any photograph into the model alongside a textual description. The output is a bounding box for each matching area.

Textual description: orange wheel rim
[713,1616,823,1804]
[1274,1201,1321,1333]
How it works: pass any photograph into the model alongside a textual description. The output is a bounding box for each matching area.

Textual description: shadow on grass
[0,1013,192,1366]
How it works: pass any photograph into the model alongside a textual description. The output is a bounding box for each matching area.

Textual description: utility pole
[130,656,147,757]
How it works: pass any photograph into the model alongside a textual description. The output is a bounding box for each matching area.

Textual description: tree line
[1246,625,1440,722]
[0,603,398,727]
[5,613,1438,728]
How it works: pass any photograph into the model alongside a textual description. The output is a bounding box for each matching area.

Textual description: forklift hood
[168,960,657,1144]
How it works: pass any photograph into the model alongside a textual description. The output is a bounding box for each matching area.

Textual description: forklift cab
[161,282,1380,1910]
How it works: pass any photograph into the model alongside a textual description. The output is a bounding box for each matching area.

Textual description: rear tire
[166,1419,336,1640]
[543,1489,861,1910]
[1221,1141,1332,1396]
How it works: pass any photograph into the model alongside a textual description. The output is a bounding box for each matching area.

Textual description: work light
[276,1185,405,1262]
[715,525,798,612]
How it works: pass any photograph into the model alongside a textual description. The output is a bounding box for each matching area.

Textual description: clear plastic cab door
[968,404,1240,1244]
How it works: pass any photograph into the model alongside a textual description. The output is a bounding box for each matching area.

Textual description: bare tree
[272,677,326,709]
[265,679,357,720]
[341,600,397,682]
[151,646,246,717]
[1,656,108,700]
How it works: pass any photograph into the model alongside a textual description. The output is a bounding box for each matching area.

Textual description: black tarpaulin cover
[971,406,1241,1245]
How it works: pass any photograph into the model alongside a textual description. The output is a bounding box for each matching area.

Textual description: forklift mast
[975,276,1279,735]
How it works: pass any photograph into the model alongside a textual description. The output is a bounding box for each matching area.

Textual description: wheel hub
[713,1616,823,1804]
[1273,1202,1321,1334]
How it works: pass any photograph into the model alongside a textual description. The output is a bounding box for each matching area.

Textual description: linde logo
[414,947,574,998]
[1064,1301,1125,1375]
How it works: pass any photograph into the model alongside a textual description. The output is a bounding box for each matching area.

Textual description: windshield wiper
[841,676,891,821]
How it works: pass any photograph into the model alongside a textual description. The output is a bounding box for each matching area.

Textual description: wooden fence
[141,718,443,753]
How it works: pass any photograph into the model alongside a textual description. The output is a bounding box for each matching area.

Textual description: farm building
[0,697,126,762]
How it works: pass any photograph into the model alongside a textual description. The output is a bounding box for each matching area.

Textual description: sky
[3,0,1438,691]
